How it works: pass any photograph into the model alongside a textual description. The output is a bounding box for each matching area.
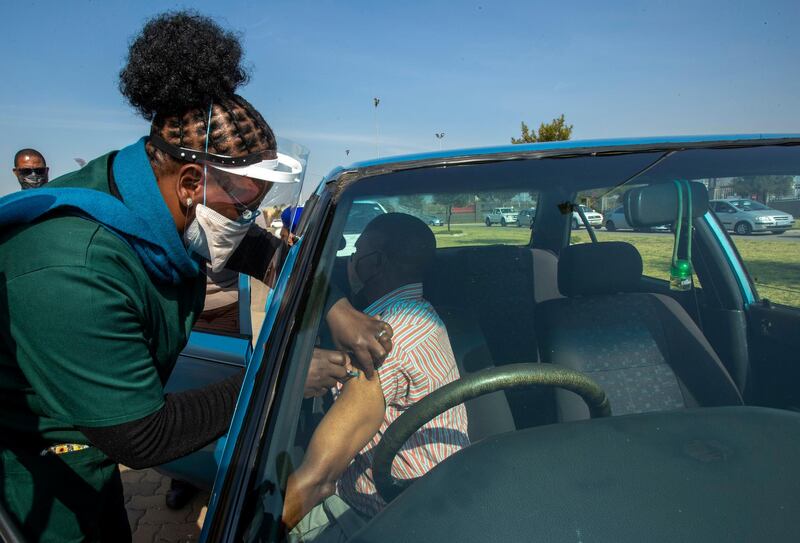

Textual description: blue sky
[1,0,798,197]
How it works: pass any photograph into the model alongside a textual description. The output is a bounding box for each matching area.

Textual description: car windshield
[731,199,770,211]
[240,143,800,541]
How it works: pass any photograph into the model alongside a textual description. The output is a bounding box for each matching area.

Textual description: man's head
[347,213,436,303]
[13,148,48,189]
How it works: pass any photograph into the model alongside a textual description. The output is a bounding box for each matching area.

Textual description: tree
[397,194,425,213]
[731,176,793,203]
[481,190,518,204]
[433,193,471,231]
[511,114,573,144]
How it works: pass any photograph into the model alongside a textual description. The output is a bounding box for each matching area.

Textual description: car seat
[535,241,742,421]
[426,245,562,439]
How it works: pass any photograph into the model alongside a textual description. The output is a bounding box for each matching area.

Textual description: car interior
[307,155,755,442]
[227,144,800,542]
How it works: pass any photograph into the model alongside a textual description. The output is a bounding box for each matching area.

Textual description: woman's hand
[304,349,353,398]
[325,297,393,378]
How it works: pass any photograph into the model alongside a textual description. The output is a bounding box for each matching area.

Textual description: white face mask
[184,204,252,272]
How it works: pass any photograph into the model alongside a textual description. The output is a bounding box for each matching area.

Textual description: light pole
[373,97,380,158]
[435,132,445,151]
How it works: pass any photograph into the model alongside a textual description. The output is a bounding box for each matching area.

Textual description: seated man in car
[284,213,469,541]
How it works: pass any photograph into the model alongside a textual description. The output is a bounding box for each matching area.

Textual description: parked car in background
[604,206,672,232]
[485,207,518,226]
[422,214,444,226]
[710,198,795,235]
[571,204,604,229]
[517,207,536,228]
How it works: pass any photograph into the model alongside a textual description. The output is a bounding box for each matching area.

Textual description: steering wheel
[372,363,611,503]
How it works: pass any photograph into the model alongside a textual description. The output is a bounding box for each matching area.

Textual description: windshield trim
[327,138,800,201]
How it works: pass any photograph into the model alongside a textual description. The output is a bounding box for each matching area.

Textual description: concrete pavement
[121,467,208,543]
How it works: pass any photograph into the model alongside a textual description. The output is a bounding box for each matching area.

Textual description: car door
[199,193,324,542]
[714,218,800,409]
[701,197,800,409]
[158,274,253,488]
[713,202,736,229]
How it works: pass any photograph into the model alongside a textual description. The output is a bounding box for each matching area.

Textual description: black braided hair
[119,11,276,172]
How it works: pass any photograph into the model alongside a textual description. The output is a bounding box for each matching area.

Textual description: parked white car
[604,206,671,232]
[485,207,518,226]
[571,205,604,229]
[710,199,795,235]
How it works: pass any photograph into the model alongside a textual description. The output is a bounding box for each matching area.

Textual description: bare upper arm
[296,372,385,491]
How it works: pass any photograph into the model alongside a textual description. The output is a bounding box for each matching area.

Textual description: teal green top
[0,152,205,449]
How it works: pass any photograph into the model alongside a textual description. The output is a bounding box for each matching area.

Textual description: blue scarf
[0,138,199,285]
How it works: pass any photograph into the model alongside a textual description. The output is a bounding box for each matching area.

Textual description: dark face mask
[17,169,48,190]
[347,250,382,308]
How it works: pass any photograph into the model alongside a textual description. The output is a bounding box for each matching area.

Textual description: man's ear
[176,163,204,205]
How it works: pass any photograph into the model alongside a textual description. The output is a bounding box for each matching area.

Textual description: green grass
[432,224,800,308]
[434,223,531,248]
[571,230,675,281]
[730,237,800,308]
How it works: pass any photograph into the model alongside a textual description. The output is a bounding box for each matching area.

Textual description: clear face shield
[149,114,307,272]
[200,148,305,225]
[192,148,305,271]
[262,137,311,237]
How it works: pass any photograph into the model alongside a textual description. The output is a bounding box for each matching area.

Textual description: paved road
[765,229,800,241]
[122,467,208,543]
[596,228,800,242]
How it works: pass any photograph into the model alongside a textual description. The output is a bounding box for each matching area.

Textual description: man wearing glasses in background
[12,148,49,190]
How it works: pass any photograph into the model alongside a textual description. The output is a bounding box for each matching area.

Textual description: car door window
[718,200,799,309]
[344,192,540,249]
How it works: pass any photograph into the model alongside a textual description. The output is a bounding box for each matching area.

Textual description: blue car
[161,135,800,542]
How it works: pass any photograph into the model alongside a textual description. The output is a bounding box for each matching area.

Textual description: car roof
[333,134,800,173]
[321,134,800,197]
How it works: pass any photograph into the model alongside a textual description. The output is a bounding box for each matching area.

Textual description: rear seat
[425,245,561,440]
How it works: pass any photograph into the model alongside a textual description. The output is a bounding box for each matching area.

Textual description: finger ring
[347,369,360,378]
[376,329,387,340]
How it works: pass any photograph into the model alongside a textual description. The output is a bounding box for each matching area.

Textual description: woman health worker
[0,12,391,542]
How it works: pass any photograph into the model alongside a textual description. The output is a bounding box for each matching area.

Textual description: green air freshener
[670,259,693,291]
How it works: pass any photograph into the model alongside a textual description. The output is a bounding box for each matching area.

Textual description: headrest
[624,181,708,228]
[559,242,643,296]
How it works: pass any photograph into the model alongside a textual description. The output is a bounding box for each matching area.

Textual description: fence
[770,199,800,217]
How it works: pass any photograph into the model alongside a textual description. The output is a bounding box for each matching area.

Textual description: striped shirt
[335,283,470,517]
